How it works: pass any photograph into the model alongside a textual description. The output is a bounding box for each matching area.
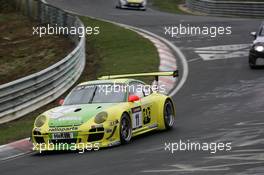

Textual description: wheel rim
[165,102,174,127]
[121,118,131,141]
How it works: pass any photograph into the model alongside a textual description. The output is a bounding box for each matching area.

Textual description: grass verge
[150,0,186,14]
[0,16,159,145]
[0,12,74,85]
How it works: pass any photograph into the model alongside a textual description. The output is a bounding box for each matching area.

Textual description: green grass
[150,0,186,14]
[81,17,159,81]
[0,16,159,145]
[0,13,73,84]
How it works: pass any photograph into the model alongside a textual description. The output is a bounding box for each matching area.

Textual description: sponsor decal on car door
[131,106,143,129]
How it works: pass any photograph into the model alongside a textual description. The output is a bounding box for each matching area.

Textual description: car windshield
[64,84,127,105]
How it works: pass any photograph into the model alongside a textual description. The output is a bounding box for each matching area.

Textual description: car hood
[254,36,264,44]
[45,103,116,127]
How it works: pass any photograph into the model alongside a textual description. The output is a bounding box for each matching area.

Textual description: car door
[128,81,154,130]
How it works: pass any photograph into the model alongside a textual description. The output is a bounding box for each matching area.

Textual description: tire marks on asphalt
[141,120,264,174]
[195,44,251,61]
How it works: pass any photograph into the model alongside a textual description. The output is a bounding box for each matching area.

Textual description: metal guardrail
[186,0,264,17]
[0,0,86,124]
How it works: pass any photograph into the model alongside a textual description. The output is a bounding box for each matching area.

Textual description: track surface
[2,1,264,174]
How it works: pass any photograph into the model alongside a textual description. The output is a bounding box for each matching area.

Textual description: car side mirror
[128,95,140,102]
[58,99,64,105]
[250,32,257,39]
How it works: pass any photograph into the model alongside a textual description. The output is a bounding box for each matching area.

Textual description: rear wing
[98,70,179,81]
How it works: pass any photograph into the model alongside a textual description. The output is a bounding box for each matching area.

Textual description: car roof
[78,79,145,86]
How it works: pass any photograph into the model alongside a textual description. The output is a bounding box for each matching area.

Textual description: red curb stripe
[157,47,172,54]
[155,43,167,49]
[160,64,177,69]
[160,59,176,66]
[160,77,176,84]
[159,56,175,63]
[158,50,175,58]
[159,81,174,88]
[9,139,32,152]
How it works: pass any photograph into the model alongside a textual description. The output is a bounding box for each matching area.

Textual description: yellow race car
[32,71,177,152]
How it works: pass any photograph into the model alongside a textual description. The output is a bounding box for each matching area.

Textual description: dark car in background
[249,22,264,69]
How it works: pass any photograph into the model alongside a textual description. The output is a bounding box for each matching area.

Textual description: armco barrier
[186,0,264,17]
[0,0,86,124]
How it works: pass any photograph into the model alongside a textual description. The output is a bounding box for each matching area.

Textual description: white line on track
[188,58,200,63]
[0,152,33,162]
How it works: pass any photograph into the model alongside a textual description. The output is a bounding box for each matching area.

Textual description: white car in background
[116,0,147,10]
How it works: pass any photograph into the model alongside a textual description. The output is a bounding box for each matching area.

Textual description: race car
[32,71,178,152]
[249,22,264,69]
[116,0,147,10]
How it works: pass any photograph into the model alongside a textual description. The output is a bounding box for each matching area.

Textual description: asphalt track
[1,0,264,174]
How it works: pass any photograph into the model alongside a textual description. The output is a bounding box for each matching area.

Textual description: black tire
[119,113,132,144]
[163,100,175,130]
[249,56,257,69]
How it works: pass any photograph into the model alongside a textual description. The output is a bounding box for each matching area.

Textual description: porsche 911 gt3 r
[116,0,147,10]
[32,71,178,152]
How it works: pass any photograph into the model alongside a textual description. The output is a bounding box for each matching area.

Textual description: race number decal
[143,107,151,124]
[131,107,143,129]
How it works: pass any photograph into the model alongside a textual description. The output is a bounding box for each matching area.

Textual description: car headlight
[34,115,47,127]
[254,45,264,52]
[94,112,108,124]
